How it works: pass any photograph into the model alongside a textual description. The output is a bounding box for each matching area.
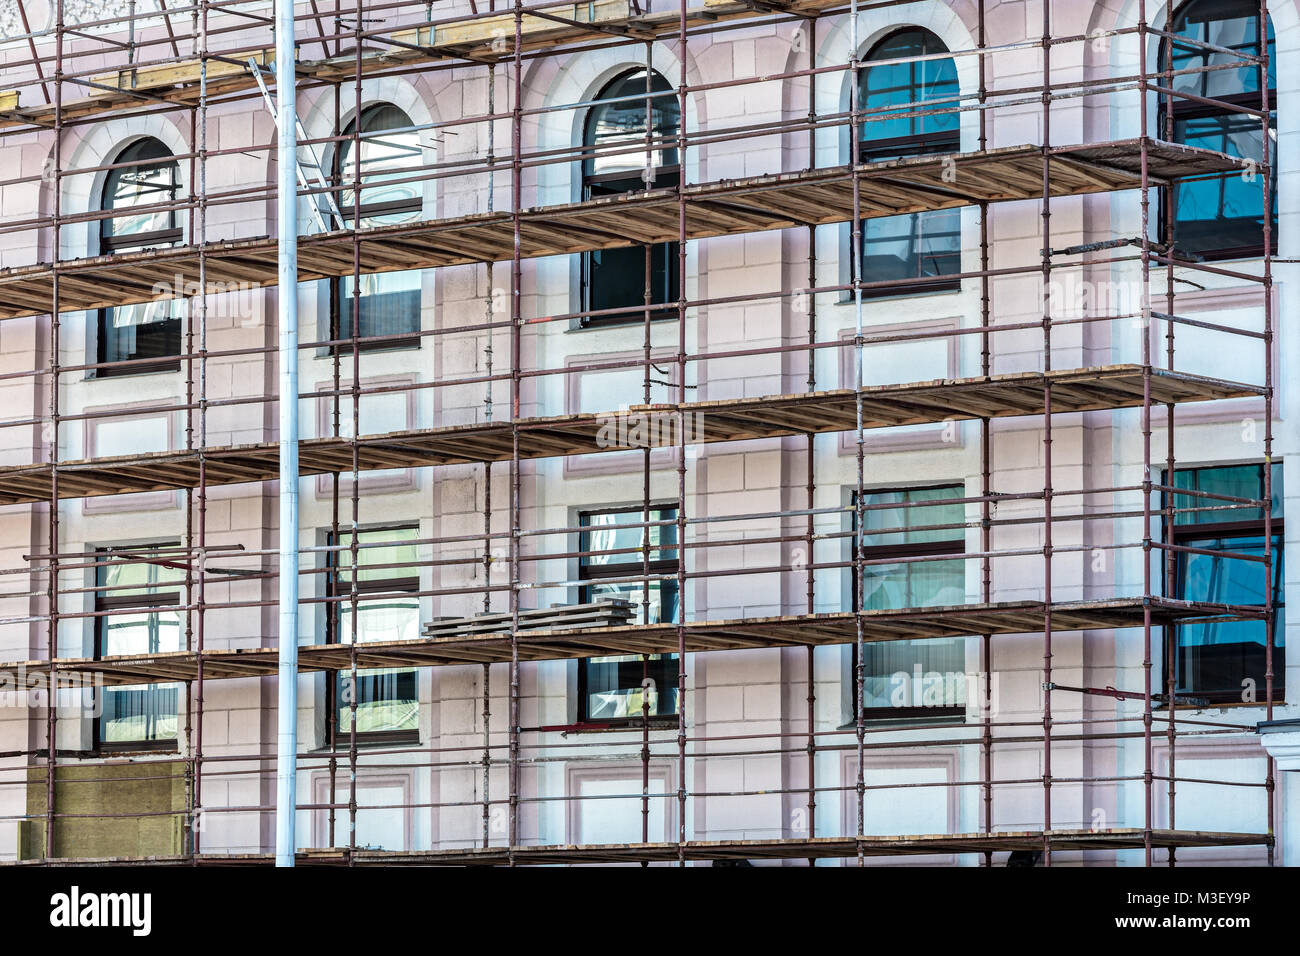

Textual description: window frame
[850,484,968,723]
[93,545,184,753]
[1162,463,1285,705]
[96,139,184,376]
[325,523,422,746]
[1157,0,1277,262]
[576,505,681,727]
[329,104,424,353]
[579,69,682,329]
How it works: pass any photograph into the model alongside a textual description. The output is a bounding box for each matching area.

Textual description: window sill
[572,314,679,332]
[837,712,966,730]
[838,282,963,306]
[1157,698,1287,712]
[324,337,423,356]
[91,362,183,380]
[95,741,181,756]
[555,718,680,735]
[1165,245,1275,265]
[322,731,421,750]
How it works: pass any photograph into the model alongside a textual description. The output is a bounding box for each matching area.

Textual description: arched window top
[1165,0,1275,100]
[96,137,183,371]
[100,137,181,251]
[337,103,422,225]
[858,28,959,153]
[583,69,680,180]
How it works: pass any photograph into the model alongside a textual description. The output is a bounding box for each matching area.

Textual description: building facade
[0,0,1294,864]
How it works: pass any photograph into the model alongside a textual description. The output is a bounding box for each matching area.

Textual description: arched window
[97,138,183,373]
[331,103,423,347]
[581,70,680,326]
[1162,0,1276,260]
[857,29,961,292]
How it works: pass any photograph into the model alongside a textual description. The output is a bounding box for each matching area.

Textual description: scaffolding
[0,0,1280,866]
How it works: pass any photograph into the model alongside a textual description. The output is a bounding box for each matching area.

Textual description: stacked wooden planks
[421,599,636,638]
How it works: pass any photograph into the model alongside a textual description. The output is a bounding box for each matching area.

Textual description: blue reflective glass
[857,30,961,288]
[1165,0,1276,258]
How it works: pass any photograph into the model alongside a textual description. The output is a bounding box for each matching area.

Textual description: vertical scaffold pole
[1039,0,1054,868]
[274,0,301,869]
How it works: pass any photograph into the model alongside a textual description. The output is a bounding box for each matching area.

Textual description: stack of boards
[422,599,636,638]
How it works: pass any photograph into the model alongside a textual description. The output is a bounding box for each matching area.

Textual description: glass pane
[338,270,421,340]
[583,160,680,320]
[857,33,961,285]
[1175,534,1284,697]
[101,607,183,656]
[583,71,680,178]
[584,237,679,320]
[1170,463,1281,525]
[863,207,961,284]
[336,596,421,735]
[339,667,419,735]
[584,653,679,720]
[99,138,184,368]
[862,637,966,711]
[336,527,419,584]
[863,557,964,610]
[333,528,420,736]
[101,304,182,366]
[579,508,682,719]
[339,104,422,224]
[863,484,964,548]
[859,29,959,146]
[100,548,184,596]
[339,594,421,645]
[1172,112,1275,257]
[101,138,181,242]
[580,508,679,570]
[100,685,180,744]
[97,549,183,745]
[1169,0,1275,99]
[857,486,966,718]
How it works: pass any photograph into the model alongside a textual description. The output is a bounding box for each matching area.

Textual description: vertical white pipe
[274,0,299,868]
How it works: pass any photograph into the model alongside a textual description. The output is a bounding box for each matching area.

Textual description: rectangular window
[862,207,961,287]
[98,300,184,373]
[857,133,961,296]
[1169,107,1276,260]
[1163,1,1276,261]
[853,486,967,720]
[330,526,421,741]
[581,169,681,326]
[95,545,183,749]
[1165,463,1284,703]
[331,271,421,350]
[578,507,680,722]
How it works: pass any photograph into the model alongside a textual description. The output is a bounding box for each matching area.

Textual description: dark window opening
[1164,463,1284,704]
[1160,0,1277,261]
[94,545,183,750]
[852,485,967,721]
[856,29,962,295]
[327,526,422,743]
[580,70,681,326]
[578,506,680,723]
[97,138,183,375]
[331,104,423,350]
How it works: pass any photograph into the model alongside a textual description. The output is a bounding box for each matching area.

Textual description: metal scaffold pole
[274,0,301,869]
